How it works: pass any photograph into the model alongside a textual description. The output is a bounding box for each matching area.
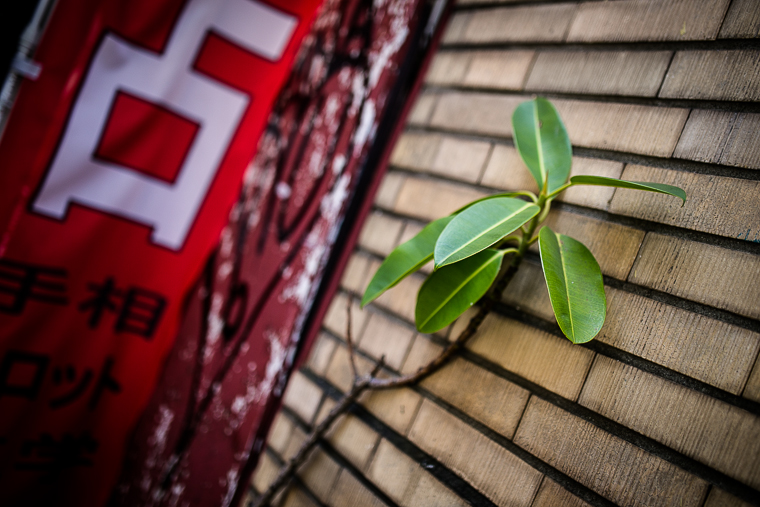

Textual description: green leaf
[512,97,572,194]
[538,227,605,344]
[569,176,686,205]
[415,249,504,334]
[434,197,539,267]
[361,215,454,308]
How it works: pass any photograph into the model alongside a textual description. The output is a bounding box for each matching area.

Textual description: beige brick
[368,439,468,507]
[409,399,542,506]
[422,357,530,438]
[307,332,337,376]
[532,478,592,507]
[629,234,760,320]
[719,0,760,39]
[579,356,760,489]
[327,414,380,471]
[674,109,760,170]
[252,452,280,493]
[267,412,295,456]
[358,313,415,371]
[358,211,405,257]
[481,146,623,210]
[406,470,470,507]
[329,469,389,507]
[514,398,709,507]
[282,372,323,425]
[601,287,760,394]
[462,4,576,43]
[744,354,760,403]
[393,175,487,221]
[390,132,441,172]
[425,51,470,86]
[705,487,754,507]
[325,343,375,393]
[340,252,373,294]
[367,439,420,505]
[480,144,539,193]
[433,93,688,157]
[398,221,423,245]
[467,314,595,400]
[323,292,369,340]
[499,259,554,321]
[441,12,471,45]
[553,99,689,158]
[430,92,524,138]
[401,334,444,375]
[374,171,405,209]
[541,209,645,279]
[391,132,492,183]
[449,306,479,342]
[362,388,422,436]
[407,93,437,126]
[279,487,319,507]
[567,0,730,42]
[526,51,672,97]
[314,396,336,426]
[462,50,535,90]
[298,448,340,502]
[610,165,760,240]
[660,50,760,101]
[431,137,492,183]
[557,157,624,210]
[282,422,308,461]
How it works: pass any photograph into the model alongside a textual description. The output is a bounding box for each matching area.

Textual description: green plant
[362,97,685,343]
[252,97,685,506]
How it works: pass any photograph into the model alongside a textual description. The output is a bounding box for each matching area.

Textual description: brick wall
[247,1,760,506]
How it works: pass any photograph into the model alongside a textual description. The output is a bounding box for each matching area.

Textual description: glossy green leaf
[512,97,572,194]
[568,176,686,205]
[415,249,504,333]
[434,197,539,267]
[361,215,454,308]
[453,191,538,213]
[538,227,605,344]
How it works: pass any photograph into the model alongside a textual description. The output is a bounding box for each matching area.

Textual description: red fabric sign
[0,1,321,506]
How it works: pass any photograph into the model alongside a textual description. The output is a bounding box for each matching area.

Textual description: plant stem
[252,197,551,505]
[250,378,370,507]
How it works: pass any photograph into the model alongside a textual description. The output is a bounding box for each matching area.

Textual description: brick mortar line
[439,39,760,54]
[254,446,330,507]
[378,166,760,255]
[333,280,760,418]
[320,314,760,503]
[317,318,760,506]
[422,83,760,113]
[409,386,620,507]
[399,125,760,181]
[490,301,760,416]
[287,373,501,507]
[449,350,760,506]
[333,282,760,430]
[278,405,403,507]
[299,368,620,507]
[656,49,679,99]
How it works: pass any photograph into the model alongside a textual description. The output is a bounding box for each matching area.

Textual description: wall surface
[248,1,760,506]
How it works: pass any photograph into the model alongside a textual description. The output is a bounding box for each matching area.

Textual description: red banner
[0,1,322,506]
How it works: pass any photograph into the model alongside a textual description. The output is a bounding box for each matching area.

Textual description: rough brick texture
[251,2,760,506]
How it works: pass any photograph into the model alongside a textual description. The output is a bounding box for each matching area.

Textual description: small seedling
[253,97,686,506]
[362,97,685,343]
